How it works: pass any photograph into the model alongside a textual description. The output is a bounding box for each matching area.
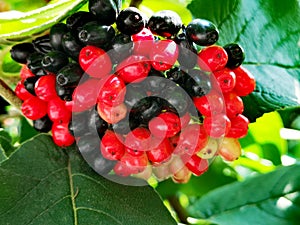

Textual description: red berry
[149,112,181,138]
[20,65,35,80]
[149,40,179,71]
[34,74,58,101]
[193,90,225,117]
[114,152,148,176]
[213,68,236,93]
[224,92,244,118]
[132,28,155,57]
[124,127,151,152]
[180,112,191,128]
[21,96,47,120]
[174,124,208,156]
[116,55,151,83]
[97,75,126,106]
[185,154,209,176]
[226,114,249,138]
[79,45,112,78]
[97,102,127,124]
[52,122,75,147]
[233,66,256,96]
[47,98,71,123]
[15,80,33,101]
[203,114,231,138]
[198,45,228,72]
[100,130,125,161]
[147,137,173,165]
[218,137,241,161]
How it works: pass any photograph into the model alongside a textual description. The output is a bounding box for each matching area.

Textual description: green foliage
[0,129,15,163]
[0,134,176,224]
[187,164,300,225]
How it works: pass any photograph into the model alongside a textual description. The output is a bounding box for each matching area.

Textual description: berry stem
[167,195,189,224]
[0,78,22,111]
[129,0,143,8]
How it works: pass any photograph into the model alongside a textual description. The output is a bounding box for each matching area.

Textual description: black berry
[32,34,53,54]
[88,0,120,25]
[10,43,35,64]
[33,115,53,132]
[223,43,245,69]
[50,23,69,51]
[42,51,69,73]
[56,63,83,87]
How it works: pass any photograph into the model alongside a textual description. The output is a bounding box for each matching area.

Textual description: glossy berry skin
[52,122,75,147]
[41,51,69,73]
[116,7,147,35]
[34,74,58,101]
[186,19,219,46]
[100,130,125,161]
[198,45,228,72]
[166,67,189,84]
[78,22,115,50]
[33,115,53,133]
[108,33,133,64]
[88,0,120,25]
[56,85,74,102]
[97,75,126,106]
[213,68,236,93]
[224,92,244,118]
[218,137,241,161]
[20,65,35,80]
[10,43,35,64]
[131,28,154,57]
[56,63,83,87]
[49,23,69,51]
[24,76,40,96]
[148,10,182,38]
[226,114,249,138]
[224,43,245,69]
[147,137,173,165]
[97,102,127,124]
[47,98,72,123]
[233,66,256,96]
[174,32,198,69]
[15,80,33,101]
[114,152,148,176]
[79,46,112,78]
[149,112,181,138]
[66,11,96,35]
[27,52,47,76]
[150,40,179,71]
[68,111,89,137]
[174,124,208,156]
[183,69,212,97]
[32,34,53,54]
[185,154,209,176]
[193,90,225,117]
[88,106,108,138]
[61,32,83,60]
[203,114,231,138]
[124,127,151,152]
[21,96,48,120]
[124,83,147,108]
[116,55,151,83]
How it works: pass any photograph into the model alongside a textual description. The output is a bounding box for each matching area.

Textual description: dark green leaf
[188,0,300,121]
[0,0,88,44]
[0,129,15,162]
[0,134,176,225]
[19,116,39,143]
[188,164,300,225]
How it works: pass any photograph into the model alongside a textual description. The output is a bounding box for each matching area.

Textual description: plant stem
[129,0,143,8]
[0,78,22,111]
[167,195,189,224]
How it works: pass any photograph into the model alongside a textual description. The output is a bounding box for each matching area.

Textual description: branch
[129,0,143,8]
[0,78,22,111]
[167,195,189,224]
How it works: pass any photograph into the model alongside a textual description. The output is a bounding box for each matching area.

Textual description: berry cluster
[11,1,255,183]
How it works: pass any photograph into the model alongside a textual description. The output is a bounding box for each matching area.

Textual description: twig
[129,0,143,8]
[167,195,189,224]
[0,78,22,111]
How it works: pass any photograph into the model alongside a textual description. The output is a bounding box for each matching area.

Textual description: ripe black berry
[166,67,189,84]
[56,63,83,87]
[183,69,212,97]
[88,0,120,25]
[148,10,182,38]
[50,23,69,51]
[10,43,35,64]
[68,111,89,137]
[116,7,147,35]
[61,32,83,60]
[27,52,47,76]
[66,11,96,36]
[42,51,69,73]
[33,115,53,132]
[78,21,115,50]
[124,83,147,108]
[88,106,108,138]
[32,34,53,54]
[223,43,245,69]
[24,76,39,96]
[55,85,74,101]
[108,33,133,64]
[186,19,219,46]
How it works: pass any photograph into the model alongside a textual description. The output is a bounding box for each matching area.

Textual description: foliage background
[0,0,299,224]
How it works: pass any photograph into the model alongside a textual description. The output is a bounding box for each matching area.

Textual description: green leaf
[4,0,47,12]
[188,0,300,120]
[0,134,176,225]
[0,0,88,44]
[187,164,300,225]
[0,129,15,163]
